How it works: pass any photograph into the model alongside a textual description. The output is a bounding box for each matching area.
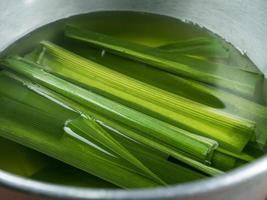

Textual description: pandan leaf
[216,148,256,162]
[0,72,206,186]
[66,116,166,184]
[32,41,254,153]
[65,45,265,147]
[162,75,267,146]
[0,72,165,184]
[4,70,223,176]
[157,37,230,58]
[158,37,214,50]
[157,38,261,74]
[211,151,236,171]
[99,120,223,176]
[64,26,263,97]
[1,57,218,162]
[106,127,207,183]
[43,40,224,109]
[0,116,159,188]
[0,77,161,188]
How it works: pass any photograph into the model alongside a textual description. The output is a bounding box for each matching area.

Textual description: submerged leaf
[0,137,50,177]
[0,71,206,186]
[157,37,229,58]
[60,44,266,147]
[1,57,218,162]
[65,25,263,97]
[0,74,160,188]
[32,41,254,153]
[66,115,165,184]
[3,70,222,176]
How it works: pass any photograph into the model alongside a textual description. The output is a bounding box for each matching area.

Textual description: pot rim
[0,153,266,199]
[0,3,267,199]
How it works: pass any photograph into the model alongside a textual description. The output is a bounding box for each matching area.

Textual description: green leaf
[211,151,236,171]
[0,72,206,186]
[157,37,229,58]
[0,74,160,188]
[65,46,264,147]
[99,120,223,176]
[32,41,254,153]
[64,25,263,97]
[158,37,214,50]
[1,56,218,162]
[156,37,261,74]
[4,69,222,176]
[39,40,223,109]
[0,71,164,185]
[217,148,256,162]
[162,74,267,146]
[0,116,159,188]
[66,115,166,185]
[105,126,207,183]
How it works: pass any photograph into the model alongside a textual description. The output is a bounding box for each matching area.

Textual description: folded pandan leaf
[103,121,224,176]
[58,44,266,147]
[64,26,263,97]
[0,71,206,186]
[0,116,160,188]
[106,126,207,183]
[0,17,263,189]
[38,40,224,109]
[0,73,164,188]
[1,57,218,162]
[3,70,223,176]
[65,115,165,184]
[30,41,255,153]
[156,74,267,146]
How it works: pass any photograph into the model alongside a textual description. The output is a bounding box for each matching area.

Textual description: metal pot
[0,0,267,199]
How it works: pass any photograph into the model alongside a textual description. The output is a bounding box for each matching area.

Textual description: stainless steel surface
[0,0,267,200]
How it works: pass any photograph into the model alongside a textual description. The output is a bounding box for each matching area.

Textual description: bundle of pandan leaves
[0,25,266,188]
